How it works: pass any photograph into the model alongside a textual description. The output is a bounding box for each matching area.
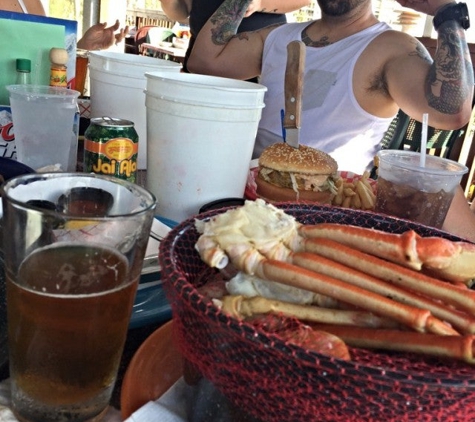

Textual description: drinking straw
[420,113,428,167]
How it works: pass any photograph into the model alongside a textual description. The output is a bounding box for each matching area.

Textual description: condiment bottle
[16,58,31,85]
[49,47,68,87]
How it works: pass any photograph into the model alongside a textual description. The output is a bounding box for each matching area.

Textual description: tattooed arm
[187,0,280,80]
[388,0,474,128]
[244,0,311,17]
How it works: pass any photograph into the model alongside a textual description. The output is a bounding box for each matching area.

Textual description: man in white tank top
[256,20,394,172]
[188,0,475,240]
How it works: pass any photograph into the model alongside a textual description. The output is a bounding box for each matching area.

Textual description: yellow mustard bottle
[49,47,68,87]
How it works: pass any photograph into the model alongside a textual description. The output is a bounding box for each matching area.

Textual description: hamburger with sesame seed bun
[255,142,339,203]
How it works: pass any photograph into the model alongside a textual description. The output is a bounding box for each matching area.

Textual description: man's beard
[317,0,368,16]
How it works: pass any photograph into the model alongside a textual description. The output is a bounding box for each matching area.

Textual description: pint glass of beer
[1,173,156,422]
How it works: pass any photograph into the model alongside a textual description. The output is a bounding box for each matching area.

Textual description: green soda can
[84,117,138,182]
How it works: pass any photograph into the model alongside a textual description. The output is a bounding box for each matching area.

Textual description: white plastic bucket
[144,71,267,222]
[88,52,181,169]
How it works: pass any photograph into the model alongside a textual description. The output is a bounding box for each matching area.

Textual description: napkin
[141,218,172,276]
[145,217,172,259]
[125,377,234,422]
[125,378,188,422]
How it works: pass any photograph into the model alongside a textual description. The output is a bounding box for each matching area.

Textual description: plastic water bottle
[15,59,31,85]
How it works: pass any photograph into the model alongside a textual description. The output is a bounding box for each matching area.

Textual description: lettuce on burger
[256,142,339,203]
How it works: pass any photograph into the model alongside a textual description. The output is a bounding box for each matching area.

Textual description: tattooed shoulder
[409,40,432,64]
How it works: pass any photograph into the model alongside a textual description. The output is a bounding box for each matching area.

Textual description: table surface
[141,43,186,58]
[140,43,186,64]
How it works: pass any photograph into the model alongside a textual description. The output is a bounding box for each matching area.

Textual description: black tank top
[183,0,287,73]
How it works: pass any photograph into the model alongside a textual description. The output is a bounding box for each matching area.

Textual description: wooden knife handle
[283,40,306,129]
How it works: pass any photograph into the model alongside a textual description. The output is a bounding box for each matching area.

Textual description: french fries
[332,171,376,210]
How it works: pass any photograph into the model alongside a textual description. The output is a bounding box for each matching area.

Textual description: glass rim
[377,149,468,176]
[1,172,157,220]
[6,84,80,98]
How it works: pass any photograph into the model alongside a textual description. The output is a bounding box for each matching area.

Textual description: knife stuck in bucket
[283,40,306,149]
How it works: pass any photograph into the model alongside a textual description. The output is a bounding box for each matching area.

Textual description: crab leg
[195,236,229,269]
[303,238,475,316]
[310,323,475,365]
[299,223,423,269]
[195,234,297,274]
[278,325,351,361]
[254,259,457,335]
[292,251,475,334]
[217,295,401,329]
[300,223,475,284]
[418,238,475,283]
[195,199,303,271]
[196,236,267,275]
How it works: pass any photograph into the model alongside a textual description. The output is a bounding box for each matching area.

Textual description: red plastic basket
[159,204,475,422]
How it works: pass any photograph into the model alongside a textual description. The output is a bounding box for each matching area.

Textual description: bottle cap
[49,48,69,66]
[16,58,31,72]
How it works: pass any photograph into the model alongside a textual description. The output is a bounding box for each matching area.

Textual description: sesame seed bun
[256,142,338,204]
[258,143,337,175]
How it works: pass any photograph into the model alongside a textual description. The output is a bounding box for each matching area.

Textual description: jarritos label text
[84,137,138,182]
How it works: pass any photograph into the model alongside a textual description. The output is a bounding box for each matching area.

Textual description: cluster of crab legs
[195,200,475,364]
